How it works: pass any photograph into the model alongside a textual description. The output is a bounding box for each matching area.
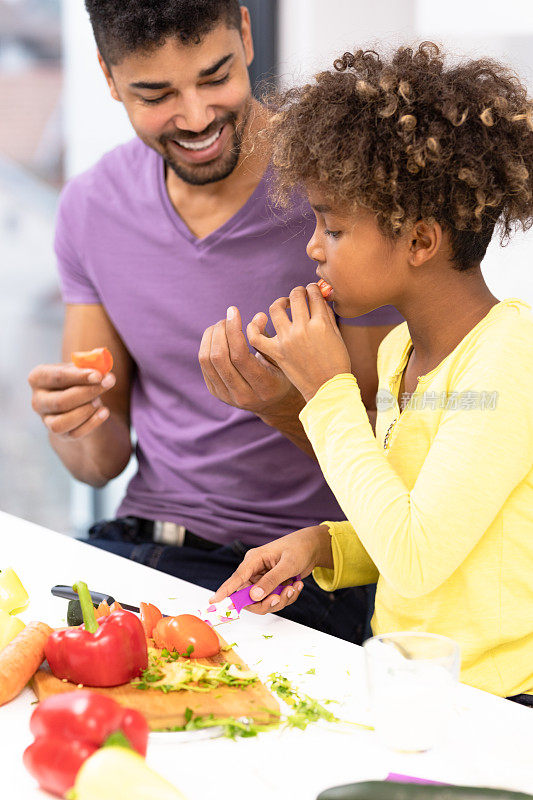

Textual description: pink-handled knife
[198,575,302,626]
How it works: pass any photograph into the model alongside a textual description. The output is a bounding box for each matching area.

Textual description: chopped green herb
[220,642,237,651]
[267,673,372,732]
[158,708,279,739]
[305,668,316,675]
[262,634,273,639]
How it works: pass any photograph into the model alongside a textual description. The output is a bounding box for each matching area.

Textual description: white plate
[149,726,225,744]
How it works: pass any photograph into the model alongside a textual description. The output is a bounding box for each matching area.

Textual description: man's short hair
[85,0,242,66]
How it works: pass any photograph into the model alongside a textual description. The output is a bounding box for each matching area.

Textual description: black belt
[134,518,219,551]
[507,693,533,708]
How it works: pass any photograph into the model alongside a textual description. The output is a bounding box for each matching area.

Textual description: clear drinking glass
[363,631,461,752]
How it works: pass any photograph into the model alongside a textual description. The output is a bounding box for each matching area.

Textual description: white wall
[61,0,133,179]
[277,0,416,85]
[414,0,533,303]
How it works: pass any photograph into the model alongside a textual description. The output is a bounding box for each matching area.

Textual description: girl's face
[306,190,408,318]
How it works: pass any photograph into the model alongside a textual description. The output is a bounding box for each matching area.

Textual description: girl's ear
[408,220,442,267]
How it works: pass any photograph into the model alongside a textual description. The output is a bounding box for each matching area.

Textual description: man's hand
[29,363,116,440]
[199,306,296,415]
[247,284,351,403]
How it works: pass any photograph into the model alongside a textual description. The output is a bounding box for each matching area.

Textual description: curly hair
[268,42,533,270]
[85,0,242,65]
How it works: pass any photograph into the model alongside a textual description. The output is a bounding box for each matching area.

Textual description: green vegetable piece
[316,782,533,800]
[102,731,133,750]
[67,599,84,627]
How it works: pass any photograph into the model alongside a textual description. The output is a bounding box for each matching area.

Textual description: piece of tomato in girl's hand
[152,614,220,658]
[71,347,113,376]
[317,279,333,299]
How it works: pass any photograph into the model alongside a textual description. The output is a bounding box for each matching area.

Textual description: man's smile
[173,124,224,151]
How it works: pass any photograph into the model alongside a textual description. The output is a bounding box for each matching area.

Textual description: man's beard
[158,100,252,186]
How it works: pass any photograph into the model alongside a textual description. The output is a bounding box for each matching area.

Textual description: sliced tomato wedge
[71,347,113,376]
[152,614,220,658]
[94,600,111,619]
[317,279,333,299]
[139,602,163,639]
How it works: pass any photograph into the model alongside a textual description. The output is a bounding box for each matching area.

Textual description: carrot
[0,621,52,706]
[109,601,123,613]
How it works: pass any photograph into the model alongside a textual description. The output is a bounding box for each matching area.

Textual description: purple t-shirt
[55,137,403,546]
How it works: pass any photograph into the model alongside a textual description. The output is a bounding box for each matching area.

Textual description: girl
[210,43,533,701]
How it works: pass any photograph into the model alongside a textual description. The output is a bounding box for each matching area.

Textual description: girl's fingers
[246,581,304,615]
[307,284,344,340]
[306,283,332,319]
[246,558,299,603]
[208,559,257,603]
[288,286,311,325]
[246,319,278,360]
[252,312,269,333]
[268,296,291,335]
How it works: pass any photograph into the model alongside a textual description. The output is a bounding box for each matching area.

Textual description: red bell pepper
[45,581,147,687]
[23,690,149,797]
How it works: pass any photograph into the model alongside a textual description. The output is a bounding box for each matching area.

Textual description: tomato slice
[139,602,163,639]
[317,279,333,299]
[95,600,111,619]
[152,614,220,658]
[71,347,113,376]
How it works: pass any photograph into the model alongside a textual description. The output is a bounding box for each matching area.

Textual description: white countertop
[1,510,532,800]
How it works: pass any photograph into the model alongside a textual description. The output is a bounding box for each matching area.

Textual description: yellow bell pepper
[0,609,25,651]
[67,746,187,800]
[0,568,29,614]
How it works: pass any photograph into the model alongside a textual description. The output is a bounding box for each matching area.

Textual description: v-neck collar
[156,155,271,248]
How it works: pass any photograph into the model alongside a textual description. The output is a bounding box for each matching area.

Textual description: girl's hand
[209,525,333,615]
[247,283,351,403]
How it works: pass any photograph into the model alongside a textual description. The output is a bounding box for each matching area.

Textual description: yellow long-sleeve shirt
[301,298,533,697]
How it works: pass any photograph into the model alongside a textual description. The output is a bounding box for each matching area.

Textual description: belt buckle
[153,521,186,546]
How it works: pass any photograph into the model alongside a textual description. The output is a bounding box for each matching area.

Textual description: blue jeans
[86,516,373,645]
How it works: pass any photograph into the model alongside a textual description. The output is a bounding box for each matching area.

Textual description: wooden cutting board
[31,631,279,730]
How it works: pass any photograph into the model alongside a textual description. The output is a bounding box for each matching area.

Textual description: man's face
[100,12,254,185]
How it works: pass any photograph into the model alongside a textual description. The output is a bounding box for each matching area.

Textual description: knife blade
[51,585,142,613]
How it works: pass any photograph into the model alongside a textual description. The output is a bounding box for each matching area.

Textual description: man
[28,0,402,642]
